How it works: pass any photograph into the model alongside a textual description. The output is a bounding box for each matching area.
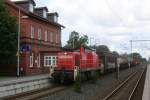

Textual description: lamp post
[17,8,28,77]
[17,8,21,77]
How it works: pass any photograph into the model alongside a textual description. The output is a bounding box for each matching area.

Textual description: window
[29,53,33,67]
[56,34,60,43]
[31,25,34,39]
[54,16,58,22]
[29,3,34,12]
[44,56,51,67]
[44,56,57,67]
[43,10,47,18]
[38,28,42,40]
[52,56,57,66]
[56,34,58,43]
[50,32,53,42]
[45,30,48,41]
[58,34,61,43]
[37,53,40,68]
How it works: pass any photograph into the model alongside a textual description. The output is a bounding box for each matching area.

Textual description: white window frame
[52,56,57,66]
[29,53,33,68]
[29,3,34,12]
[59,34,61,43]
[37,53,40,68]
[31,25,34,39]
[50,32,53,42]
[38,28,42,40]
[44,56,57,67]
[45,30,48,41]
[56,34,58,43]
[43,10,47,18]
[44,56,51,67]
[54,16,58,22]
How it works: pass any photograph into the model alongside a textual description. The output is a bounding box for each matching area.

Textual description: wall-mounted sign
[20,45,32,52]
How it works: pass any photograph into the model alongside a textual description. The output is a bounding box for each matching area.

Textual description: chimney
[11,0,36,12]
[34,7,48,18]
[47,12,59,23]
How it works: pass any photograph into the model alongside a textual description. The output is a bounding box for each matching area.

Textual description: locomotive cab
[51,52,80,83]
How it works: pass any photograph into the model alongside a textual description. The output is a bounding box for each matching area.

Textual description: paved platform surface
[0,74,50,86]
[142,64,150,100]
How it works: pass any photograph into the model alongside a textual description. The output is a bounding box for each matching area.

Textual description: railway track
[3,85,68,100]
[128,66,147,100]
[102,66,146,100]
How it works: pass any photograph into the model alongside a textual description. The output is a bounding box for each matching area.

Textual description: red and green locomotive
[51,47,101,83]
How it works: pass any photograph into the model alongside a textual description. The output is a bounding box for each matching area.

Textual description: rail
[102,71,137,100]
[128,66,147,100]
[3,85,67,100]
[102,66,146,100]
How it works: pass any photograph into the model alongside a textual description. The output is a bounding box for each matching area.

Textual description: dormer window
[12,0,36,12]
[34,7,48,18]
[29,3,34,12]
[43,10,47,18]
[47,12,59,23]
[54,16,58,22]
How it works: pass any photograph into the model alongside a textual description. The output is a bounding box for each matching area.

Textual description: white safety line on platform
[142,64,150,100]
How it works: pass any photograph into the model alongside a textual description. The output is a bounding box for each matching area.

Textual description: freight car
[130,58,140,66]
[99,53,131,73]
[98,52,117,73]
[51,47,101,83]
[118,56,129,70]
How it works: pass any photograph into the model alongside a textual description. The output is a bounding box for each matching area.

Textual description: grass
[0,76,12,80]
[74,73,82,93]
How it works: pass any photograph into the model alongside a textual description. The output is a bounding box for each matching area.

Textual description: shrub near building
[0,0,17,65]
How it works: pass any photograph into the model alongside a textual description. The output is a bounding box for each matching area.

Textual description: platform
[142,64,150,100]
[0,74,52,98]
[0,74,50,86]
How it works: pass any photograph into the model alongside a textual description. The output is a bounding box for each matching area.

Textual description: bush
[74,73,82,93]
[91,71,99,84]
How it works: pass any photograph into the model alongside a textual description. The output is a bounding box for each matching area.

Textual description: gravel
[38,66,140,100]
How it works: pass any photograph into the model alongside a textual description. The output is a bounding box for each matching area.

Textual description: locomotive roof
[62,46,95,52]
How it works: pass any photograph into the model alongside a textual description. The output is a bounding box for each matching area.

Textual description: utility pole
[129,39,150,67]
[17,8,28,77]
[130,40,132,68]
[117,58,120,80]
[17,8,21,77]
[73,37,74,49]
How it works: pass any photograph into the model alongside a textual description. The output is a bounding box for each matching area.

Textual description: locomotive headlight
[64,52,67,55]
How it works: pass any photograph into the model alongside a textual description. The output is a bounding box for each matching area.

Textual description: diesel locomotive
[51,47,101,83]
[51,46,140,83]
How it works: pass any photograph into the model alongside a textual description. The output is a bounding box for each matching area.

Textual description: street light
[17,8,28,77]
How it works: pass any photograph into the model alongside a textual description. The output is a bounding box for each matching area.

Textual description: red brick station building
[4,0,64,76]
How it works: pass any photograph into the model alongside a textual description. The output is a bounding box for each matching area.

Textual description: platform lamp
[17,8,28,77]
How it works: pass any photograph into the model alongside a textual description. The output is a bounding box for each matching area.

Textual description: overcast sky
[13,0,150,58]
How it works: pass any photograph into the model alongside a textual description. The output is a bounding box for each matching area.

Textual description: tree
[64,31,89,49]
[112,51,119,56]
[129,52,142,59]
[90,45,110,53]
[79,35,88,46]
[0,0,18,64]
